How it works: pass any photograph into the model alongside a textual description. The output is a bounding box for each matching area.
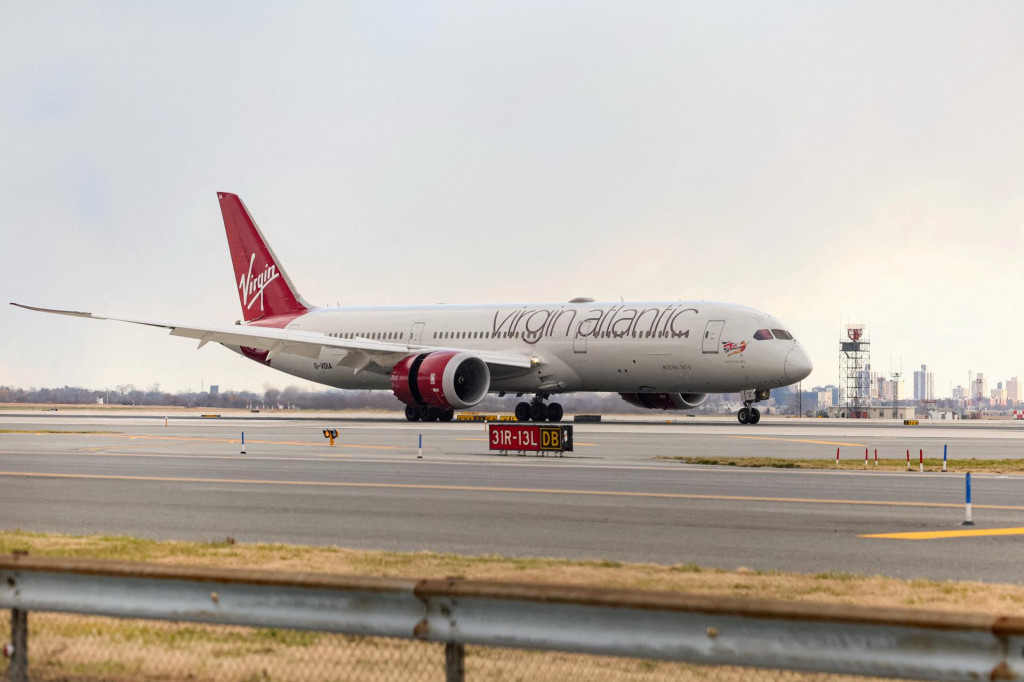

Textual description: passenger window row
[327,332,404,340]
[434,331,491,340]
[323,328,705,342]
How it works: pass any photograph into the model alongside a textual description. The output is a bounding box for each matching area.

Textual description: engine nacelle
[391,351,490,409]
[618,392,708,411]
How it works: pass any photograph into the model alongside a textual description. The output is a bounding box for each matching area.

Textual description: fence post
[10,608,28,682]
[445,642,465,682]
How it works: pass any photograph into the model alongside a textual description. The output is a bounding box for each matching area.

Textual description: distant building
[991,387,1007,407]
[877,378,893,402]
[801,387,835,415]
[974,373,989,403]
[858,365,881,399]
[828,405,916,420]
[877,378,905,403]
[913,365,934,401]
[1007,377,1022,407]
[210,385,219,396]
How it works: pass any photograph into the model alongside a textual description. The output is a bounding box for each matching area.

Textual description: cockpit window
[753,329,773,340]
[771,329,793,340]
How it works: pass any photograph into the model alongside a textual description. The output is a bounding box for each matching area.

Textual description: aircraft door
[702,320,725,354]
[409,322,425,345]
[574,319,595,353]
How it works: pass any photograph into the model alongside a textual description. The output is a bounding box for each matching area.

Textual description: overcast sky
[2,2,1022,397]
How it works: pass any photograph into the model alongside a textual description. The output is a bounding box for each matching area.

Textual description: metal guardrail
[3,554,1024,681]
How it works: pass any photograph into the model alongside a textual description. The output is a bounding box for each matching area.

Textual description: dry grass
[3,530,1023,614]
[0,531,977,681]
[657,455,1024,474]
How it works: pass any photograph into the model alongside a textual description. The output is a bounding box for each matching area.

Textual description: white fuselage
[226,300,812,396]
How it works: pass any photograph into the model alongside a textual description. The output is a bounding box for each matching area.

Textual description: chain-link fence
[4,612,929,682]
[3,555,1019,681]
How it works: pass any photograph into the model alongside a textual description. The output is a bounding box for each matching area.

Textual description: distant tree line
[0,383,727,415]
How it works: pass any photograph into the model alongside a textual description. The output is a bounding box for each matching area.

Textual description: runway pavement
[2,411,1024,583]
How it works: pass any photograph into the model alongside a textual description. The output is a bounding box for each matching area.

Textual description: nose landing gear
[737,388,769,425]
[737,406,760,424]
[515,394,564,422]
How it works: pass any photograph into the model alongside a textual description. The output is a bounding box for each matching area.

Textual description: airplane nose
[785,344,813,381]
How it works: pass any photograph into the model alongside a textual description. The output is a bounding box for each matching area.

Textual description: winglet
[218,192,312,322]
[10,302,95,318]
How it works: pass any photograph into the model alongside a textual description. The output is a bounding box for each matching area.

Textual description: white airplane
[12,192,812,425]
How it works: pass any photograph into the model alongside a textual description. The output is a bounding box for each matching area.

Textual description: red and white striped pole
[874,448,878,466]
[906,449,910,471]
[864,448,868,467]
[919,448,924,473]
[836,447,840,465]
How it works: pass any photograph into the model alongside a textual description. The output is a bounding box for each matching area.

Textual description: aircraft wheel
[547,403,564,422]
[419,404,433,421]
[515,402,531,421]
[405,405,420,422]
[530,403,548,422]
[439,409,454,422]
[749,408,761,424]
[737,407,749,424]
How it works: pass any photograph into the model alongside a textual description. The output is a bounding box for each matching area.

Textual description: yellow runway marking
[75,434,402,451]
[729,435,867,447]
[861,528,1024,540]
[53,452,349,462]
[4,471,1024,511]
[81,442,190,452]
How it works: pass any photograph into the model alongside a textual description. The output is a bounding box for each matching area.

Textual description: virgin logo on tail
[238,253,280,312]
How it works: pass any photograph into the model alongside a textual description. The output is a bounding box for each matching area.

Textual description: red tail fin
[218,192,311,322]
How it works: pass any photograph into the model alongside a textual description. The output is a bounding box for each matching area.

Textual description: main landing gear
[515,394,564,422]
[404,404,454,422]
[736,388,770,425]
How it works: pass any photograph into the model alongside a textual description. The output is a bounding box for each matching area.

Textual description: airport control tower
[839,323,870,418]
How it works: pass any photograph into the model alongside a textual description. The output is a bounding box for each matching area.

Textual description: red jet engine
[391,351,490,409]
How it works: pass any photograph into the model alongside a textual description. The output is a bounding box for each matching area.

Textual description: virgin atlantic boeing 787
[13,193,812,424]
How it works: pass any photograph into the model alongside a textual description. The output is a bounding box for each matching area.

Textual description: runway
[3,411,1024,583]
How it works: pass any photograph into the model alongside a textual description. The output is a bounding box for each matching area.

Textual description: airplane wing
[10,303,536,374]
